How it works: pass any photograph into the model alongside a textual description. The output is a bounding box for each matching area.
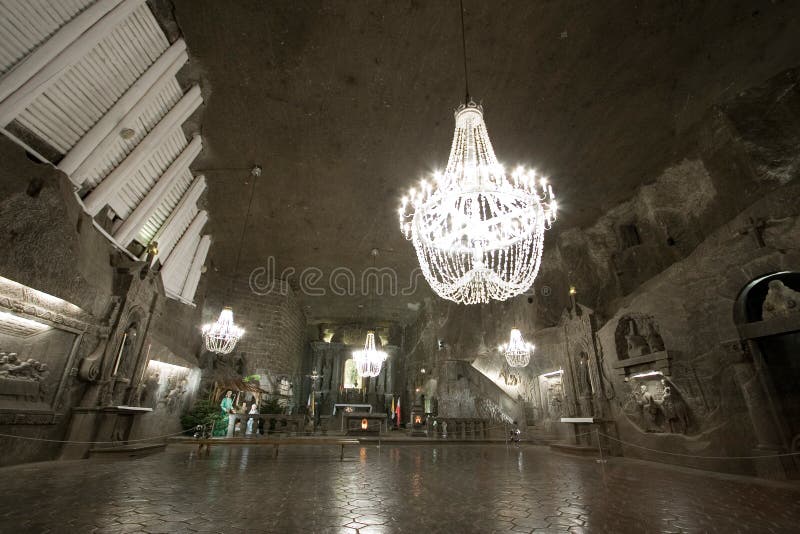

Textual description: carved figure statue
[635,384,659,432]
[0,353,18,373]
[0,354,49,382]
[220,390,234,416]
[140,369,161,408]
[548,394,563,420]
[162,377,188,414]
[246,403,258,434]
[576,352,592,396]
[644,321,665,352]
[500,363,519,386]
[626,322,651,358]
[661,383,690,434]
[762,280,800,320]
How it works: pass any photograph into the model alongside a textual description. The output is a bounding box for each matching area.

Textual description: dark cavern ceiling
[165,0,800,323]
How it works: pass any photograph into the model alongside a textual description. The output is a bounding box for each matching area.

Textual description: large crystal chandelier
[202,307,244,355]
[499,328,534,368]
[399,103,556,304]
[398,2,556,305]
[352,331,387,378]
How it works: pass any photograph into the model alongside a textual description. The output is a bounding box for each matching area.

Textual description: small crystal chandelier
[398,3,556,305]
[201,166,261,354]
[499,328,534,368]
[202,307,244,355]
[353,331,387,378]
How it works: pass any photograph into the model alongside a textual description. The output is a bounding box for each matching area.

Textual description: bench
[190,438,360,461]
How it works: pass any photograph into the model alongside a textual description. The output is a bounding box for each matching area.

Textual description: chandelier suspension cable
[459,0,470,102]
[368,248,377,328]
[201,166,260,355]
[229,168,259,299]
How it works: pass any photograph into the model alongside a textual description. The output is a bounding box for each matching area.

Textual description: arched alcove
[734,271,800,462]
[733,271,800,325]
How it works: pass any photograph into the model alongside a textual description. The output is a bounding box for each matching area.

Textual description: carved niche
[614,314,665,360]
[612,314,672,379]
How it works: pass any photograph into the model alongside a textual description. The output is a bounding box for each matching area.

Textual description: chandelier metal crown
[499,328,534,368]
[353,331,387,378]
[399,101,556,304]
[202,307,244,355]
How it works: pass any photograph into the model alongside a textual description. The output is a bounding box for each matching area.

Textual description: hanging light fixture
[398,1,556,304]
[201,166,261,354]
[352,249,388,378]
[202,307,243,355]
[499,328,534,368]
[353,331,388,378]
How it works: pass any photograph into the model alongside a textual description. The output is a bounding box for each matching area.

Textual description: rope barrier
[0,428,194,445]
[597,432,800,460]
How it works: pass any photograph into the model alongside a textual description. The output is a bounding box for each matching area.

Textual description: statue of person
[762,280,800,319]
[246,403,258,434]
[0,354,19,376]
[661,382,689,434]
[33,362,49,382]
[576,352,592,396]
[8,358,36,379]
[220,390,234,416]
[644,321,665,352]
[636,384,659,432]
[626,321,651,358]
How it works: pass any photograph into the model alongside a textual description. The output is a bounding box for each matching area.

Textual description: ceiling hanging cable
[201,165,261,355]
[459,0,470,102]
[398,0,557,305]
[230,166,260,293]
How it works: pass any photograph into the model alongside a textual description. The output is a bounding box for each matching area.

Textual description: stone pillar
[732,362,788,478]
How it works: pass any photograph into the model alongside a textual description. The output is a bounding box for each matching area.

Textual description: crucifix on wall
[738,217,767,248]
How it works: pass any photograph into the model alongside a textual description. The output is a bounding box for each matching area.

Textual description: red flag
[395,396,401,427]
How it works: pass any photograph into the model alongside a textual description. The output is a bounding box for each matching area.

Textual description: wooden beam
[59,39,188,179]
[82,85,202,216]
[149,176,206,264]
[160,210,208,293]
[0,0,145,126]
[113,135,202,246]
[181,235,212,301]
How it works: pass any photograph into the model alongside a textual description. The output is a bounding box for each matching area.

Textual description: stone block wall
[200,273,308,382]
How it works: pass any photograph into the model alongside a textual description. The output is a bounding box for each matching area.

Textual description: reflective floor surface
[0,443,798,533]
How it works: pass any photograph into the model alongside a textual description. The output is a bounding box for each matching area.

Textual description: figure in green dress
[220,390,234,416]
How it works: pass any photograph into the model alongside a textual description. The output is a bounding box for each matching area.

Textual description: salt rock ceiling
[166,0,800,322]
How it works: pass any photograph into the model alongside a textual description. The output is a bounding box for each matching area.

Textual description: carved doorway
[735,271,800,473]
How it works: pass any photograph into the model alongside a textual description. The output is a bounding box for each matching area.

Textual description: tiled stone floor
[0,443,798,533]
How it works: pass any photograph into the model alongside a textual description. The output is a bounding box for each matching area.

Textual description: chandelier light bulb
[499,328,534,368]
[399,101,556,304]
[202,307,244,355]
[352,331,388,378]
